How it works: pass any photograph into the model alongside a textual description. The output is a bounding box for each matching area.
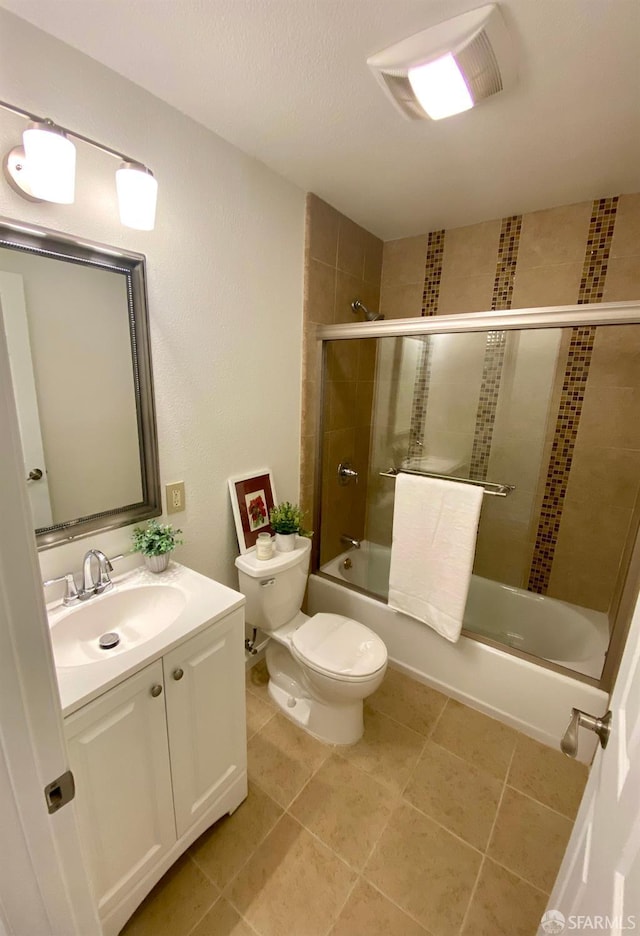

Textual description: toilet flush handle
[260,578,276,587]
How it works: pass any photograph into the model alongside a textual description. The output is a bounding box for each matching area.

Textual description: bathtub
[311,542,609,762]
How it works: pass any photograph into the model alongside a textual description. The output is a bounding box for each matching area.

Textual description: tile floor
[122,662,588,936]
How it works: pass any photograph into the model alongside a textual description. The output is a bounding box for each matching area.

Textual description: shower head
[351,298,385,321]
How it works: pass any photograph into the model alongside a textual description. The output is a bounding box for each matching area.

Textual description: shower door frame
[314,300,640,693]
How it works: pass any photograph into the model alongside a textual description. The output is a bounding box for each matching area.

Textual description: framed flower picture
[228,469,277,553]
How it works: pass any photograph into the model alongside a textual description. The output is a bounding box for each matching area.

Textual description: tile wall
[376,193,640,612]
[301,195,383,564]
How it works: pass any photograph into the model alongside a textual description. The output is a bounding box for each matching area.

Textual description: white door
[543,591,640,932]
[65,660,176,919]
[164,609,247,838]
[0,271,52,528]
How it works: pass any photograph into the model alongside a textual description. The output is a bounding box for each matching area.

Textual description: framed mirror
[0,218,161,549]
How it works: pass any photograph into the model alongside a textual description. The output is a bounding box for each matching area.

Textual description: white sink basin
[50,584,187,667]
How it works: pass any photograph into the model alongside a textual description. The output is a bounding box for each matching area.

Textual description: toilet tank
[235,537,311,632]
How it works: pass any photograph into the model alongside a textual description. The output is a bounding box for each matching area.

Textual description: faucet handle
[43,573,79,606]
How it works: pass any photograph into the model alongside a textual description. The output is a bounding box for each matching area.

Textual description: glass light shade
[22,122,76,203]
[408,53,474,120]
[116,162,158,231]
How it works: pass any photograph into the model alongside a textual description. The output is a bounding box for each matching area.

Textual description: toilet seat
[290,613,387,681]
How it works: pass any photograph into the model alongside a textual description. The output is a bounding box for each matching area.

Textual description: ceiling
[1,0,639,240]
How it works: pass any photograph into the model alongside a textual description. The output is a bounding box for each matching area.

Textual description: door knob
[27,468,43,481]
[561,707,612,758]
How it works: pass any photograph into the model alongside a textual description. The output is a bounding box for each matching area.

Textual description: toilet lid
[291,613,387,678]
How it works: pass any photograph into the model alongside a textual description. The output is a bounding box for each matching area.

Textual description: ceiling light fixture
[367,3,514,121]
[1,100,158,230]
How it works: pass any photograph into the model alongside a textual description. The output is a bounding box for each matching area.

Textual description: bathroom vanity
[49,563,247,936]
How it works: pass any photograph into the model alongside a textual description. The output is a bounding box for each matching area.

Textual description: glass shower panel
[318,323,640,679]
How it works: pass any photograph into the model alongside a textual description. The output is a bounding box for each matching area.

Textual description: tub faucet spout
[340,535,361,550]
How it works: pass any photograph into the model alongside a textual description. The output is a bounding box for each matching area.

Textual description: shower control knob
[561,707,612,758]
[338,462,359,485]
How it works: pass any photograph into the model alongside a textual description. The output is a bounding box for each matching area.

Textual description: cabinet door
[65,661,175,918]
[163,609,247,838]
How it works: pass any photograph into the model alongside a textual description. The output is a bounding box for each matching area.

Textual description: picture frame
[228,469,277,554]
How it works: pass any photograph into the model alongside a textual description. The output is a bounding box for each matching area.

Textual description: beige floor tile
[367,667,448,736]
[329,878,429,936]
[341,706,425,794]
[247,713,331,807]
[289,754,395,869]
[245,690,274,739]
[432,699,518,780]
[461,858,549,936]
[190,782,283,889]
[404,741,503,850]
[121,855,219,936]
[226,814,356,936]
[245,659,270,703]
[190,898,256,936]
[364,801,481,935]
[508,735,589,819]
[488,788,572,892]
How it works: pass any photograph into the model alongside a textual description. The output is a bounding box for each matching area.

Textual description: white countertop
[48,562,245,717]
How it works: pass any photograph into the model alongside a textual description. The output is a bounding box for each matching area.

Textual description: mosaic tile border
[408,231,445,459]
[469,216,522,480]
[527,197,619,593]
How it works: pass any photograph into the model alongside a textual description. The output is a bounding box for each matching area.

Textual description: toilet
[235,536,387,744]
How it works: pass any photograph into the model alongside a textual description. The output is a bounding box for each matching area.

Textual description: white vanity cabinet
[64,608,247,936]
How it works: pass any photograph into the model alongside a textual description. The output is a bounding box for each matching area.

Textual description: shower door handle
[561,707,612,758]
[338,462,358,485]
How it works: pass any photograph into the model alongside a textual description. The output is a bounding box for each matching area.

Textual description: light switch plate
[166,481,185,514]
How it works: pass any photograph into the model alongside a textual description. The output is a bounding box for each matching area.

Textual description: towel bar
[380,468,515,497]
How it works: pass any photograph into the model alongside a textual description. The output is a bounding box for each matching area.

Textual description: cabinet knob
[172,668,184,681]
[150,684,163,698]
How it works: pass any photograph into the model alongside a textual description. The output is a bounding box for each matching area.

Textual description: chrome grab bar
[380,467,515,497]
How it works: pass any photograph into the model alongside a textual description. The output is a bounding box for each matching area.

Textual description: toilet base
[266,641,364,745]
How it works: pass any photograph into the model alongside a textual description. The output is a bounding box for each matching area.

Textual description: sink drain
[98,632,120,650]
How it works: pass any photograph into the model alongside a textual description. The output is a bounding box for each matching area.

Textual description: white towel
[388,474,483,643]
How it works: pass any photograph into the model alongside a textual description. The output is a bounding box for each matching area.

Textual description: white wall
[0,9,305,587]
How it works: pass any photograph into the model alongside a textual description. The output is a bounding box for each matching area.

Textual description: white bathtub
[311,542,609,762]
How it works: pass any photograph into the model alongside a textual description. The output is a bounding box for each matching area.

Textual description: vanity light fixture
[1,100,158,230]
[367,3,515,121]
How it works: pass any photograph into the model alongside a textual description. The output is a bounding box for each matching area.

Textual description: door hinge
[44,769,75,814]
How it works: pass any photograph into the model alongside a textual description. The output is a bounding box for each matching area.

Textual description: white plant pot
[275,533,296,553]
[145,553,171,573]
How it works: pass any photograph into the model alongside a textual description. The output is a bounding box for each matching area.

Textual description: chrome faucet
[82,549,114,596]
[340,535,361,550]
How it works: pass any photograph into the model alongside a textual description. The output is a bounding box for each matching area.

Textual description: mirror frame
[0,217,161,549]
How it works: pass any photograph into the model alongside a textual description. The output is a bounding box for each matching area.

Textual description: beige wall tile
[338,216,367,278]
[404,741,502,850]
[511,262,583,308]
[358,279,382,320]
[326,340,360,382]
[461,859,548,936]
[488,787,572,892]
[441,219,501,280]
[307,194,340,266]
[577,385,640,450]
[589,324,640,388]
[306,259,335,325]
[328,380,358,431]
[335,268,363,323]
[301,379,319,438]
[381,235,427,287]
[364,231,384,284]
[602,256,640,301]
[437,272,494,314]
[508,736,588,820]
[516,201,592,269]
[227,815,356,936]
[364,801,481,934]
[380,282,423,318]
[565,443,640,508]
[358,338,377,380]
[610,193,640,258]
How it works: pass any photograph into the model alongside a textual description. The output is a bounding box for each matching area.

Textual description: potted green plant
[269,502,311,553]
[132,519,183,573]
